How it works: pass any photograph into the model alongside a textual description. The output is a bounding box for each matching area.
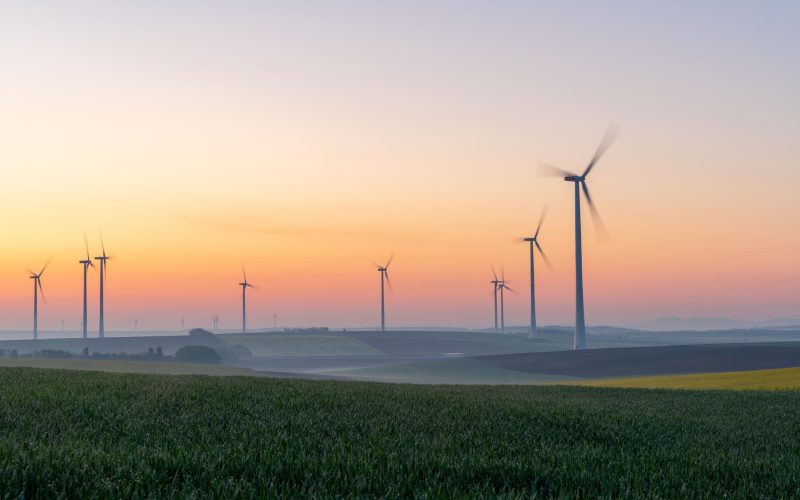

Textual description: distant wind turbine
[375,255,393,332]
[94,232,110,338]
[79,233,94,339]
[490,266,501,333]
[521,207,553,338]
[540,124,619,349]
[239,265,257,333]
[497,272,515,335]
[28,260,50,340]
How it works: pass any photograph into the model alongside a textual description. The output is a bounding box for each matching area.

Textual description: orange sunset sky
[1,2,798,331]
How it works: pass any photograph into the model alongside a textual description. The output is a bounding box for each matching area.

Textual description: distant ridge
[634,317,800,332]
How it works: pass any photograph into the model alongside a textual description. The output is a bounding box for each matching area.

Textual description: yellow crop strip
[578,367,800,391]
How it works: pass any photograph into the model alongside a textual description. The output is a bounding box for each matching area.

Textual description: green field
[0,367,798,496]
[222,333,382,356]
[582,366,800,391]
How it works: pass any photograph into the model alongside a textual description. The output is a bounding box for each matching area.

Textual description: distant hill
[634,317,800,332]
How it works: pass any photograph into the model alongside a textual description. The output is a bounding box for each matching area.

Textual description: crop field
[583,366,800,391]
[1,367,799,496]
[221,333,382,356]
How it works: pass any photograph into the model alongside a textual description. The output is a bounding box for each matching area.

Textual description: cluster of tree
[281,327,330,333]
[0,347,166,361]
[0,343,251,365]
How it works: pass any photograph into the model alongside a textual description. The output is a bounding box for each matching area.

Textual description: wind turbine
[239,265,257,333]
[496,272,515,335]
[375,255,393,332]
[78,234,94,339]
[540,124,619,349]
[94,233,110,338]
[490,266,501,333]
[28,260,50,340]
[521,207,553,339]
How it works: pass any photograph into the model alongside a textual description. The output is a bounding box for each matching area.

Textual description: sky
[0,1,798,332]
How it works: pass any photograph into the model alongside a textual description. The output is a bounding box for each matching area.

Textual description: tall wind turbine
[94,233,110,338]
[521,207,553,339]
[239,265,257,333]
[497,272,514,335]
[490,266,501,333]
[376,255,393,332]
[79,234,94,339]
[28,260,50,340]
[540,125,619,349]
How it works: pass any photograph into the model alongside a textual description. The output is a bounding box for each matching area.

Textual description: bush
[174,345,222,364]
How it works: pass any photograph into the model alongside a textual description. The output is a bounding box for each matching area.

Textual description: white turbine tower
[521,207,553,338]
[490,266,501,333]
[540,124,619,349]
[239,265,257,333]
[94,233,110,338]
[496,272,515,335]
[28,260,50,340]
[79,234,94,339]
[375,255,393,332]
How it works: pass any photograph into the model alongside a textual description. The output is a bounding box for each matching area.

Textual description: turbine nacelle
[564,175,583,182]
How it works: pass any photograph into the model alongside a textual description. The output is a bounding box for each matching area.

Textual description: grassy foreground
[0,367,799,497]
[583,366,800,391]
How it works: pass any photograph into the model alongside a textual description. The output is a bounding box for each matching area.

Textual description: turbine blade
[491,264,498,281]
[241,263,247,282]
[534,205,549,239]
[84,232,91,261]
[535,240,554,270]
[37,279,46,304]
[504,283,517,295]
[581,181,609,239]
[39,259,51,276]
[384,270,393,292]
[538,161,575,178]
[385,252,394,269]
[582,123,620,178]
[100,231,106,258]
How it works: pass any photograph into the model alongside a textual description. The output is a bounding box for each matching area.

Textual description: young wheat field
[1,367,798,497]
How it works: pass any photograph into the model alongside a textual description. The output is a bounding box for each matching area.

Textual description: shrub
[174,345,222,364]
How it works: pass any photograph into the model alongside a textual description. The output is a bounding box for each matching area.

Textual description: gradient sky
[1,1,798,331]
